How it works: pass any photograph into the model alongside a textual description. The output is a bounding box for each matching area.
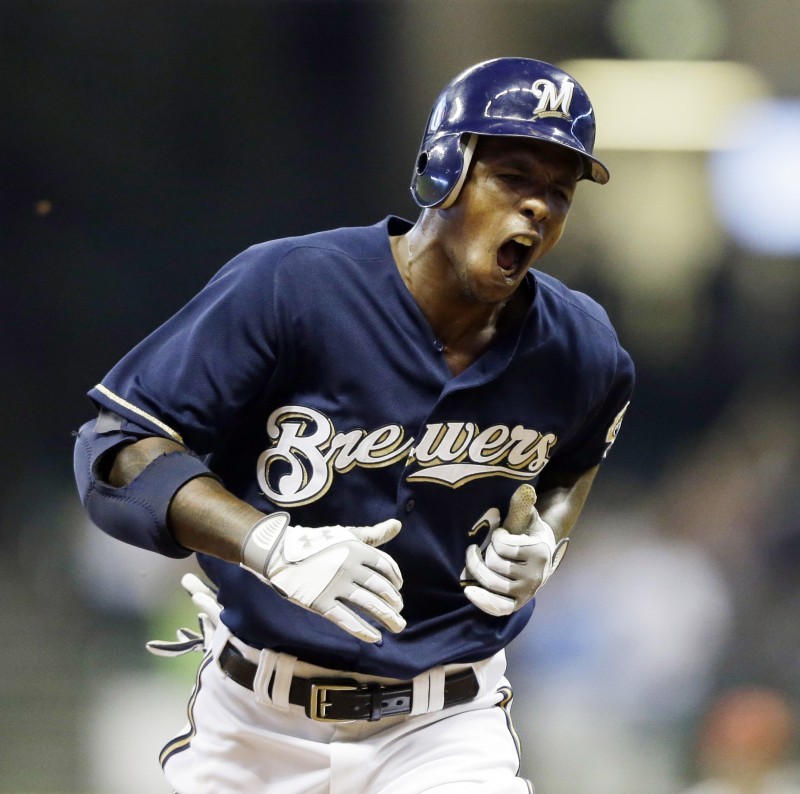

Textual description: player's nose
[518,192,550,223]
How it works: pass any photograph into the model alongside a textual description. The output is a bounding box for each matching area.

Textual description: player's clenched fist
[240,513,405,643]
[463,484,568,617]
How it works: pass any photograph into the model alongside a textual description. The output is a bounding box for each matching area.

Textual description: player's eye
[551,186,572,205]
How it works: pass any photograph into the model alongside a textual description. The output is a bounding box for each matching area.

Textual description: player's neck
[391,227,509,375]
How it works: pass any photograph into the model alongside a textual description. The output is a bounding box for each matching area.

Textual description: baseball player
[73,57,634,793]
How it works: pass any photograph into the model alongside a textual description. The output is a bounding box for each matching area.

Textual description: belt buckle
[308,679,360,722]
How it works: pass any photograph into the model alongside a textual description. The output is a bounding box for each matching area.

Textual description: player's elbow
[72,417,195,559]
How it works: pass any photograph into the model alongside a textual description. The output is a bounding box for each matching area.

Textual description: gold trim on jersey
[94,384,185,444]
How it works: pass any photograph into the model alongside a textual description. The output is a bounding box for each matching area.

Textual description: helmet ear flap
[437,134,478,209]
[412,133,478,209]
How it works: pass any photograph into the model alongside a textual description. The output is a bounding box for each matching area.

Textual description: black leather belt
[218,641,480,723]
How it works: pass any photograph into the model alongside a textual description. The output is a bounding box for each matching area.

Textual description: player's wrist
[240,512,290,578]
[526,515,558,551]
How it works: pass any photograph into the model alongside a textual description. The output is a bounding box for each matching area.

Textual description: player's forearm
[168,475,264,562]
[108,436,263,562]
[535,464,599,540]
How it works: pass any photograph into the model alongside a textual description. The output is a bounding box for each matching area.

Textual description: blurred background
[3,1,799,792]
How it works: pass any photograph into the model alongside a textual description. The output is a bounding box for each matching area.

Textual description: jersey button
[405,499,415,513]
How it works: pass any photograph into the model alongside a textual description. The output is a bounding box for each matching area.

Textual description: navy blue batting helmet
[411,57,610,209]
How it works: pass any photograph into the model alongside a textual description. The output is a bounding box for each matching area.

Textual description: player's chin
[470,274,523,304]
[492,260,529,296]
[463,259,527,303]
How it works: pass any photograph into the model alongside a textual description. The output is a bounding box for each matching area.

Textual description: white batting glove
[146,573,221,657]
[180,572,222,629]
[240,513,405,644]
[463,484,569,617]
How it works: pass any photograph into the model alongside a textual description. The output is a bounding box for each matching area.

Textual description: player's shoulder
[533,269,618,339]
[237,217,399,270]
[530,269,634,378]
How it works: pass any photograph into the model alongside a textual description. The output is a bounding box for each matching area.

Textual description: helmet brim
[465,127,610,186]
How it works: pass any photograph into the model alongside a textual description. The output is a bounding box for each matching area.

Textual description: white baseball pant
[160,625,533,793]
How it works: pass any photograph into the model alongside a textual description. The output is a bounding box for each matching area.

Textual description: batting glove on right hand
[241,513,405,644]
[463,484,569,617]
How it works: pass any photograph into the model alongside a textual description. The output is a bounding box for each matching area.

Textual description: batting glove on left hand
[146,573,221,657]
[463,484,569,617]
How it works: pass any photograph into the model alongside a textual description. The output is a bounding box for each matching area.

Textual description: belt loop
[368,684,383,722]
[253,648,279,705]
[270,651,297,710]
[410,671,431,716]
[427,667,446,713]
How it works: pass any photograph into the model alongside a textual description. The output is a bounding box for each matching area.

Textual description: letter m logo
[531,78,574,118]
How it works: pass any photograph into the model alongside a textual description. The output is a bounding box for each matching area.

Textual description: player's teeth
[512,235,534,246]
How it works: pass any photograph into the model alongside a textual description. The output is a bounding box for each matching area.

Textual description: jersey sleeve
[550,339,635,473]
[88,243,283,453]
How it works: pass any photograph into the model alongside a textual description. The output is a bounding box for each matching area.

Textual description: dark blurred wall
[2,1,412,500]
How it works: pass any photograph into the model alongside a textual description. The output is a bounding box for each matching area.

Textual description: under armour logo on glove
[240,513,405,644]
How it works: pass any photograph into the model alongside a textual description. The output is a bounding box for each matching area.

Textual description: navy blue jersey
[87,216,634,679]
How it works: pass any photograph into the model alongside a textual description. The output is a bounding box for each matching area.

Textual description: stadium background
[2,1,799,791]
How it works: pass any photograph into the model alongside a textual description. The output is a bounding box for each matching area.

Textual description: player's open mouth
[497,235,535,279]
